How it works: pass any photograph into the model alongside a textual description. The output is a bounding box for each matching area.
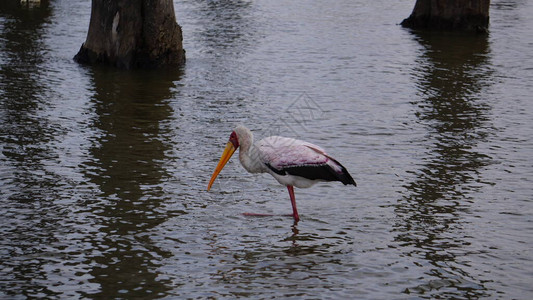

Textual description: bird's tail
[329,157,357,187]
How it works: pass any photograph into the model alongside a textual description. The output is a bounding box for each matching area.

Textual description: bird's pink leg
[242,212,274,217]
[287,185,300,222]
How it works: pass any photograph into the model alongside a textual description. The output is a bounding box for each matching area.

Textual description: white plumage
[208,125,356,222]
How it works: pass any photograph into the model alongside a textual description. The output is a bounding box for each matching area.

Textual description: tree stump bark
[401,0,490,33]
[74,0,185,69]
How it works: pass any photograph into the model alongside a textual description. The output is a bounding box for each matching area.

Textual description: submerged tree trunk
[74,0,185,69]
[401,0,490,33]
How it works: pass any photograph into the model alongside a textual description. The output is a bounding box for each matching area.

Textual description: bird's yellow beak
[207,142,237,191]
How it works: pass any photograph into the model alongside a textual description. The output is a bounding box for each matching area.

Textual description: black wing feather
[265,161,357,186]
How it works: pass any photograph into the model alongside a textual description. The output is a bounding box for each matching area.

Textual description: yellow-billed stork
[207,125,356,222]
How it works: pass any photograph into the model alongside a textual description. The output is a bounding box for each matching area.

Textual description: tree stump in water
[74,0,185,69]
[401,0,490,33]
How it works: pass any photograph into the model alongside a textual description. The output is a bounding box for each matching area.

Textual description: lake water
[1,0,532,299]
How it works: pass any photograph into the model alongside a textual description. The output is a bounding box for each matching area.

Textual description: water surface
[1,0,532,299]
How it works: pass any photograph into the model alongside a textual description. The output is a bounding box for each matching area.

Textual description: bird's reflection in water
[280,223,300,248]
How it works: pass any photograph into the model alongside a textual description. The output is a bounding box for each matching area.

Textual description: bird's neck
[239,138,264,174]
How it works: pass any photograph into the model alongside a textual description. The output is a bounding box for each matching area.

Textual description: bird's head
[228,130,240,149]
[207,130,240,191]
